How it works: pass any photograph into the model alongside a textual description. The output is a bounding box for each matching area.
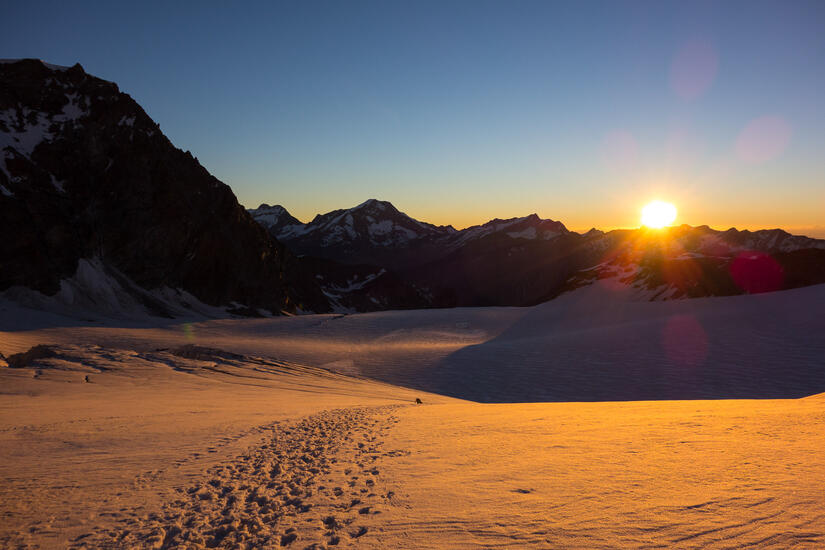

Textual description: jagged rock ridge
[251,201,825,307]
[0,59,329,316]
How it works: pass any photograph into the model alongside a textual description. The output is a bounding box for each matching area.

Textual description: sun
[641,200,677,228]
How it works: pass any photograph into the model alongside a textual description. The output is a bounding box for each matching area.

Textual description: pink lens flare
[735,116,792,164]
[662,314,709,368]
[730,251,783,294]
[670,39,719,100]
[602,130,638,172]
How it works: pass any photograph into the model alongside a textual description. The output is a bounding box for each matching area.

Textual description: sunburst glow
[641,200,677,228]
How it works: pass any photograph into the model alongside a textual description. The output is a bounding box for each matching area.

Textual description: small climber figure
[415,398,423,404]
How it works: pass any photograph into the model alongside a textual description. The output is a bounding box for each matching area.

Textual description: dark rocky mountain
[405,228,595,307]
[562,225,825,300]
[251,201,825,308]
[0,58,330,317]
[249,201,570,269]
[2,58,822,319]
[251,199,457,269]
[295,256,429,312]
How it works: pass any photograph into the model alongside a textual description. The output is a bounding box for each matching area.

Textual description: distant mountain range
[251,199,568,269]
[1,58,823,320]
[250,201,825,310]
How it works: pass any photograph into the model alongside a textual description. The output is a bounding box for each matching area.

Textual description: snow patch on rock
[507,227,537,240]
[50,174,66,193]
[0,258,234,321]
[0,96,88,162]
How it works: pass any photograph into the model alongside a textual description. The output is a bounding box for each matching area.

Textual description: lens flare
[641,200,677,228]
[735,115,792,164]
[670,39,719,100]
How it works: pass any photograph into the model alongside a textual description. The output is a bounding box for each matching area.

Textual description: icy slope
[4,283,824,402]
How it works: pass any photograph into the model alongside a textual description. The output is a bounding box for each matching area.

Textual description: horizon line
[243,200,825,240]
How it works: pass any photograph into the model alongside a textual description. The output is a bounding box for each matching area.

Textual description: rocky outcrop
[0,59,329,315]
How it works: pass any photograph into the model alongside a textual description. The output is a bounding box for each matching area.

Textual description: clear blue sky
[3,1,824,234]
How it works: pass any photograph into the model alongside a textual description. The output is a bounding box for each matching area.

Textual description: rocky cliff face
[0,59,329,316]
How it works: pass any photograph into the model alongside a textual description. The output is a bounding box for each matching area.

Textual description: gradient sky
[3,1,824,235]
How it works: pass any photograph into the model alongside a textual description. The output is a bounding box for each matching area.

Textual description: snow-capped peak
[455,213,569,243]
[251,199,456,248]
[354,198,388,211]
[305,199,445,247]
[254,203,289,216]
[247,204,304,238]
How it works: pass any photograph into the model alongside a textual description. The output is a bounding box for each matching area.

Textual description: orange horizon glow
[269,202,825,239]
